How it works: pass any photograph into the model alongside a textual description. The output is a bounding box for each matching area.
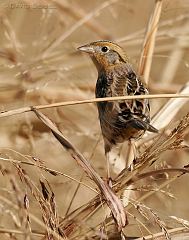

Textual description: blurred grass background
[0,0,189,239]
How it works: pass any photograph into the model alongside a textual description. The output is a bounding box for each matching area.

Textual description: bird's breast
[95,72,112,97]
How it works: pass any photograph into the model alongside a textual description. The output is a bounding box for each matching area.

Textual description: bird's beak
[77,44,95,54]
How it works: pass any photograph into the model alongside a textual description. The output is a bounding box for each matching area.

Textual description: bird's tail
[128,118,158,133]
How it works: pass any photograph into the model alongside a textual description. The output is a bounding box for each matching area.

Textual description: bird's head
[78,40,129,72]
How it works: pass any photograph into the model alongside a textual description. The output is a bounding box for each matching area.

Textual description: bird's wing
[110,69,149,116]
[111,68,159,132]
[96,69,158,133]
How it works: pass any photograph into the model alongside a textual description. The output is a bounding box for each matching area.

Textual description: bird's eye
[101,46,109,52]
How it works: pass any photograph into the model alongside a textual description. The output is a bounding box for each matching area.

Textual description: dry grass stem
[138,0,163,83]
[151,83,189,129]
[42,0,118,58]
[49,0,112,40]
[0,93,189,119]
[135,227,187,240]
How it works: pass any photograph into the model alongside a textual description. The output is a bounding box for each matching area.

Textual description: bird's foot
[128,158,137,171]
[107,177,113,188]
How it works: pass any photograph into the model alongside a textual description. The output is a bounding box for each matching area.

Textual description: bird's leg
[131,139,138,160]
[127,139,138,170]
[105,151,113,187]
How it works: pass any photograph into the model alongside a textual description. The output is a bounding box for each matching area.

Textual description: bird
[78,40,158,178]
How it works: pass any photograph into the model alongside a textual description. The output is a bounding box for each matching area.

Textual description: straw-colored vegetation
[0,0,189,239]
